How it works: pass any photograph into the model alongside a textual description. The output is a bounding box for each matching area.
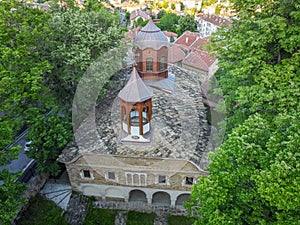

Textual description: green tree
[134,17,148,27]
[84,0,107,12]
[178,15,197,35]
[0,169,26,224]
[171,3,175,10]
[125,11,130,21]
[157,13,179,33]
[161,0,169,9]
[41,8,123,108]
[170,35,175,43]
[0,0,53,223]
[211,0,300,133]
[187,0,300,224]
[157,9,166,19]
[180,1,185,11]
[215,4,221,15]
[27,113,72,175]
[0,0,124,222]
[187,114,300,224]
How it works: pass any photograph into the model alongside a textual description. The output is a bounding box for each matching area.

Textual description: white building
[195,13,231,38]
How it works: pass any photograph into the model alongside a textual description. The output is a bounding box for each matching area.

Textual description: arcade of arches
[81,184,190,207]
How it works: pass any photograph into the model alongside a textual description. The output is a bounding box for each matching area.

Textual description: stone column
[147,197,152,205]
[171,198,177,207]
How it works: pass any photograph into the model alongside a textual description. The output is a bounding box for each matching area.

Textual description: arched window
[135,55,142,70]
[159,56,166,71]
[122,106,127,122]
[146,58,153,71]
[130,108,139,126]
[142,107,148,124]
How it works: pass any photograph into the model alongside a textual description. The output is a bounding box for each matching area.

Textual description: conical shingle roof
[134,19,169,50]
[118,67,153,102]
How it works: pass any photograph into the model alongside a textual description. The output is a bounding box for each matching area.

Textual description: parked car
[24,141,32,152]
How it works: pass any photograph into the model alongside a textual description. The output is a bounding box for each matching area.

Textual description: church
[58,20,210,208]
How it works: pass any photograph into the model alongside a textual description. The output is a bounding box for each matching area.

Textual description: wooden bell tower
[118,67,153,143]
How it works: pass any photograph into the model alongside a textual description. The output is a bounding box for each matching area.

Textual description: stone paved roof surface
[59,66,210,169]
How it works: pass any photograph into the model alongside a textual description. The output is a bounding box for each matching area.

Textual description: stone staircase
[40,180,72,210]
[115,211,127,225]
[154,212,168,225]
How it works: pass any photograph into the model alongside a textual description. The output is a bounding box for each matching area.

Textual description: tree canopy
[157,13,179,34]
[0,0,124,222]
[178,15,197,34]
[0,1,52,223]
[187,0,300,224]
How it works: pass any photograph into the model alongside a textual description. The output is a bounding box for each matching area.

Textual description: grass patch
[167,214,194,225]
[16,194,69,225]
[126,211,156,225]
[84,207,117,225]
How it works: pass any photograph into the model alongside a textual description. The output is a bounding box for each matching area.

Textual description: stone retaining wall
[94,201,187,216]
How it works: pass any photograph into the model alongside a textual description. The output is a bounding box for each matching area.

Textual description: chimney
[186,37,189,44]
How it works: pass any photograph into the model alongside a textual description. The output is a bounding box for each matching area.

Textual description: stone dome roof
[118,67,153,102]
[134,19,169,50]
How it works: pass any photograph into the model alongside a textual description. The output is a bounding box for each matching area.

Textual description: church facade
[59,20,210,208]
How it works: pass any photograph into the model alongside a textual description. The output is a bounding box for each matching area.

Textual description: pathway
[154,212,168,225]
[39,172,72,210]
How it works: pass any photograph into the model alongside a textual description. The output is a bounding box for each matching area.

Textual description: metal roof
[118,67,153,102]
[134,19,169,50]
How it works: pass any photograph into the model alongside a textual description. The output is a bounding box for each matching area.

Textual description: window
[125,172,147,186]
[83,170,91,178]
[130,109,139,126]
[80,170,94,179]
[146,58,153,71]
[159,57,166,71]
[135,55,142,70]
[108,172,115,180]
[142,107,148,124]
[185,177,194,185]
[105,171,117,181]
[158,175,166,184]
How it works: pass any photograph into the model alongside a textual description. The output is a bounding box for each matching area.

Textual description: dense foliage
[178,15,197,34]
[0,0,124,223]
[187,0,300,224]
[156,12,196,35]
[17,194,69,225]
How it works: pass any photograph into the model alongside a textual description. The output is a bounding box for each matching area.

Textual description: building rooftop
[174,31,200,49]
[183,50,216,72]
[168,44,186,63]
[130,9,150,20]
[118,67,153,102]
[163,31,178,38]
[134,20,169,50]
[190,37,210,51]
[59,66,210,170]
[196,13,232,27]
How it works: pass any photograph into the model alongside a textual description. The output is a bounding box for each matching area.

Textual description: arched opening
[129,189,147,203]
[159,56,166,71]
[175,194,190,206]
[152,191,171,206]
[146,58,153,71]
[130,108,140,126]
